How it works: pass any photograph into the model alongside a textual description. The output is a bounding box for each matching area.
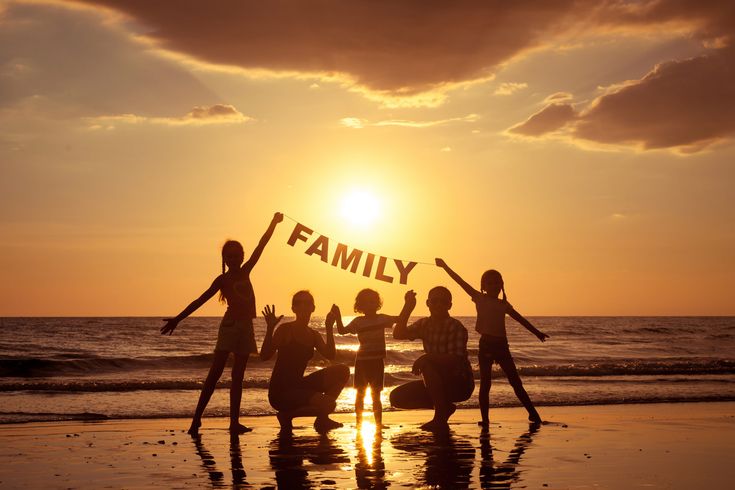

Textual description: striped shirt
[345,314,395,360]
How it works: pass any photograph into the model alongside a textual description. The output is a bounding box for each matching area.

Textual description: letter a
[305,235,330,263]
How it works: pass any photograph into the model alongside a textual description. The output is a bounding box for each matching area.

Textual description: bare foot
[420,419,449,432]
[277,412,293,433]
[314,417,343,433]
[477,420,489,430]
[229,423,253,434]
[187,419,201,436]
[528,413,542,424]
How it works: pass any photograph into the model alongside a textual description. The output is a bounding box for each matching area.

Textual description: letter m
[331,243,363,274]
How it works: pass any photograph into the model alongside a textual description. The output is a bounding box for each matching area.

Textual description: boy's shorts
[354,358,384,391]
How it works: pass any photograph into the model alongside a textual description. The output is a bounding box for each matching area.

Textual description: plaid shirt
[405,316,468,356]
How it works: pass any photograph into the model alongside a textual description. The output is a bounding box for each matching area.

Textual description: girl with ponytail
[435,258,548,427]
[161,212,283,435]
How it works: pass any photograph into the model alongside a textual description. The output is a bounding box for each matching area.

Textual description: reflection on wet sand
[192,434,249,487]
[268,431,350,488]
[391,429,476,489]
[480,422,540,488]
[354,421,388,489]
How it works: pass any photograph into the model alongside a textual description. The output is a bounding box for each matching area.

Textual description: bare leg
[313,365,349,430]
[478,361,492,429]
[371,388,383,427]
[189,350,229,435]
[389,380,433,409]
[419,361,451,430]
[355,387,366,426]
[229,354,252,434]
[498,356,541,423]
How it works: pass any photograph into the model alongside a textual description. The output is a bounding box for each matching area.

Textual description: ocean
[1,316,733,423]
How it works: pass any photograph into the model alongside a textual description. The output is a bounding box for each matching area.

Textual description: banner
[286,221,418,284]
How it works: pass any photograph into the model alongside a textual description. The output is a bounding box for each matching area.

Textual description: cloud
[508,104,576,137]
[572,46,735,151]
[87,104,251,128]
[72,0,731,103]
[494,82,528,96]
[509,46,735,152]
[340,114,479,129]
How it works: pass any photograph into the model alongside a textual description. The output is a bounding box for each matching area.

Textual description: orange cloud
[341,114,479,129]
[87,104,251,128]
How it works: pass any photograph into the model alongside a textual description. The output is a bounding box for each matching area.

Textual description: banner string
[282,213,436,267]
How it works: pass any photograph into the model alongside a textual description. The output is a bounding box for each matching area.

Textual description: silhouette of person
[479,422,540,489]
[391,429,475,489]
[191,436,225,485]
[390,288,475,431]
[436,259,548,426]
[332,288,397,428]
[268,430,349,488]
[260,291,350,433]
[160,212,283,435]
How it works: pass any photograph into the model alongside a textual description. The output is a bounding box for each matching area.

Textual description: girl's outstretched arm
[160,276,222,335]
[435,258,480,298]
[508,308,549,342]
[260,304,284,361]
[243,212,284,272]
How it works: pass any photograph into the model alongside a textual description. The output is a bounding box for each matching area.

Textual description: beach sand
[1,402,733,489]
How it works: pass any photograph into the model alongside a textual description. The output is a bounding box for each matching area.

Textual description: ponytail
[501,284,507,302]
[218,257,227,303]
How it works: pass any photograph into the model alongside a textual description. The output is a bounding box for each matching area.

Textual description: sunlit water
[0,316,733,422]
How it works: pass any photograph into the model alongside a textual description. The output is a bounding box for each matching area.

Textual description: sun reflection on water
[358,420,377,466]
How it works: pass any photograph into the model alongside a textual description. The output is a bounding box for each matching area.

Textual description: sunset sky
[1,0,734,316]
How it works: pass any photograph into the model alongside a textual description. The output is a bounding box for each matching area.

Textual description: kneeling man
[390,287,475,431]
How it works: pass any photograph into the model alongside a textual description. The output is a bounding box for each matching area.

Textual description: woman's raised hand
[273,212,284,224]
[262,304,283,329]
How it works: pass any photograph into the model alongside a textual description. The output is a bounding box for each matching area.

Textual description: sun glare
[340,189,381,227]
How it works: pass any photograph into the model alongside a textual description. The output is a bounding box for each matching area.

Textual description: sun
[340,189,381,227]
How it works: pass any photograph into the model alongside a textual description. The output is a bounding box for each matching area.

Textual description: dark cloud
[573,46,735,150]
[71,1,733,94]
[510,46,735,151]
[72,0,603,95]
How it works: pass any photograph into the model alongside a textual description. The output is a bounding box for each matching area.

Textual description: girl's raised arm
[435,258,480,298]
[243,212,284,273]
[161,277,222,335]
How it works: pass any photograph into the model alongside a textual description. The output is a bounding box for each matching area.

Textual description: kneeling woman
[260,291,349,433]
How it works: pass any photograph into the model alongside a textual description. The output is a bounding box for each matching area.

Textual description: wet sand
[0,402,733,489]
